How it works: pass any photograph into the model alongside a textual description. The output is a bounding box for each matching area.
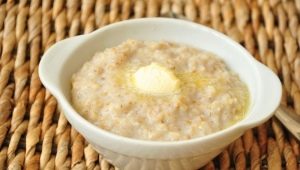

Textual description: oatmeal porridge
[71,40,249,141]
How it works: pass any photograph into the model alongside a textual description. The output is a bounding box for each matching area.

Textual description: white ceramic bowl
[39,18,282,170]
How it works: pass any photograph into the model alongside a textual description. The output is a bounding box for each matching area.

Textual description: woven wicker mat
[0,0,299,169]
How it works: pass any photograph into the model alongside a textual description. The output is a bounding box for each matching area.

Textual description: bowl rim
[39,18,281,148]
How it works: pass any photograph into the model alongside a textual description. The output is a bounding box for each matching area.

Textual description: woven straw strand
[7,150,25,170]
[0,121,10,149]
[71,134,85,169]
[267,138,281,170]
[121,0,131,21]
[85,144,100,170]
[55,126,71,169]
[0,85,14,144]
[219,149,230,170]
[41,96,57,138]
[40,124,56,170]
[7,121,27,164]
[10,87,28,133]
[272,118,285,154]
[250,140,260,170]
[1,6,16,66]
[283,141,298,170]
[0,147,8,168]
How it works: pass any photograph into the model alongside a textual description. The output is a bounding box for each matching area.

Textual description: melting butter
[132,63,180,95]
[115,64,215,96]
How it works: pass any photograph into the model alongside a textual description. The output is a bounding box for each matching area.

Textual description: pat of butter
[133,63,180,95]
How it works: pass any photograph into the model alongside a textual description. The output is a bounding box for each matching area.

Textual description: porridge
[71,40,249,141]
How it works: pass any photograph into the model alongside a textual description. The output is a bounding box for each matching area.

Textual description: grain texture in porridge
[71,40,249,141]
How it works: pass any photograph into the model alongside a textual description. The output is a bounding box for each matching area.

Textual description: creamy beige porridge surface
[71,39,249,141]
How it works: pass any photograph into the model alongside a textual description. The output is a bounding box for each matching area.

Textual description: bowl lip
[40,18,275,147]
